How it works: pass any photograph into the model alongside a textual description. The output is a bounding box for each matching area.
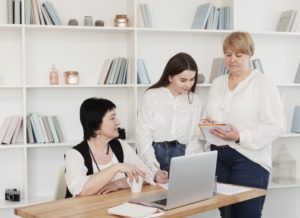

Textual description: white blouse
[137,87,203,174]
[202,70,284,172]
[65,139,155,196]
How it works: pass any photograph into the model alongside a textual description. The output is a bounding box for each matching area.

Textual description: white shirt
[65,139,155,196]
[137,87,203,174]
[202,70,284,172]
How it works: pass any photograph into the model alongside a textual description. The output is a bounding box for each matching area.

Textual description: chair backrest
[54,167,66,200]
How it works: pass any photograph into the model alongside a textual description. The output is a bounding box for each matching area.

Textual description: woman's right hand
[155,170,169,184]
[116,163,145,183]
[201,116,214,124]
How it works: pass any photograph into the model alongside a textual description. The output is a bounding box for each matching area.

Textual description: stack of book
[25,0,61,25]
[191,3,231,30]
[0,116,23,145]
[27,113,64,144]
[276,10,300,32]
[98,57,129,85]
[137,59,151,84]
[7,0,22,24]
[137,4,152,27]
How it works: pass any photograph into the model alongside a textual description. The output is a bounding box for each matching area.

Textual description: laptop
[130,151,217,210]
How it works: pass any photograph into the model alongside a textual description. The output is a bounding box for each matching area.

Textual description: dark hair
[148,52,198,92]
[80,98,116,140]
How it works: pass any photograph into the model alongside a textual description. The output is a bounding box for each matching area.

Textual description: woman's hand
[201,116,214,124]
[210,124,240,142]
[116,163,146,183]
[155,170,169,184]
[97,181,119,194]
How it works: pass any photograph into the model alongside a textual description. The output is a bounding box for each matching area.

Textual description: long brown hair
[148,52,198,93]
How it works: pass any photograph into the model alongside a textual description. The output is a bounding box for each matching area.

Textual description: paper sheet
[199,124,231,145]
[216,183,251,195]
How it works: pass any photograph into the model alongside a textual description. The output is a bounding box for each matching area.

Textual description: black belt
[211,144,230,149]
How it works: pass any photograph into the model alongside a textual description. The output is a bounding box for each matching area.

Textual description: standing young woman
[202,32,284,218]
[137,52,203,184]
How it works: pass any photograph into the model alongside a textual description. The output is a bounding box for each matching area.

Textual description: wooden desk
[15,185,266,218]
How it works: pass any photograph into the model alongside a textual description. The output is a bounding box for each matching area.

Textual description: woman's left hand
[210,124,240,142]
[97,181,119,195]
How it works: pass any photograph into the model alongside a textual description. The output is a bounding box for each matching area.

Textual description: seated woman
[65,97,154,197]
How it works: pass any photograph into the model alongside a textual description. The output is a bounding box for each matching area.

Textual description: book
[0,117,12,144]
[14,0,21,24]
[24,0,31,24]
[26,115,35,144]
[191,3,212,29]
[252,59,264,73]
[137,4,145,27]
[39,116,49,143]
[294,62,300,83]
[52,116,64,142]
[199,123,231,146]
[11,116,22,144]
[276,10,297,32]
[209,58,226,83]
[98,59,112,85]
[42,116,54,143]
[107,203,157,218]
[42,1,61,25]
[7,0,14,24]
[47,116,59,143]
[2,116,20,144]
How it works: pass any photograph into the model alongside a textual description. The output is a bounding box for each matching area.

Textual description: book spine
[52,116,64,142]
[11,116,22,144]
[47,116,59,143]
[0,117,12,144]
[26,115,35,143]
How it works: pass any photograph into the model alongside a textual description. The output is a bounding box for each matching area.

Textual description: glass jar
[114,14,129,27]
[64,71,79,85]
[272,145,296,184]
[49,65,58,85]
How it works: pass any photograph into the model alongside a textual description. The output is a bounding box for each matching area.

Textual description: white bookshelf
[0,0,300,218]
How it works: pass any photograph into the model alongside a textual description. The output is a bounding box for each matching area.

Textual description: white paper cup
[127,176,143,193]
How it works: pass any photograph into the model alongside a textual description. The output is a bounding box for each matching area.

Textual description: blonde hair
[223,31,255,56]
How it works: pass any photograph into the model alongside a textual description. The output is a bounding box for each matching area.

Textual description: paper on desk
[107,202,157,218]
[199,123,231,145]
[216,183,251,195]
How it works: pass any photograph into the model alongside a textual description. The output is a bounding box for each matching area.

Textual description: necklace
[88,143,110,172]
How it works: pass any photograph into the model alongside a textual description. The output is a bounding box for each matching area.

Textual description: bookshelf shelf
[269,180,300,190]
[279,133,300,138]
[0,0,300,217]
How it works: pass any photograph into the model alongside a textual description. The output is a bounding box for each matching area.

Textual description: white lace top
[137,87,203,174]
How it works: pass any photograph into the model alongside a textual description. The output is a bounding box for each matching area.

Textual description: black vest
[65,139,124,198]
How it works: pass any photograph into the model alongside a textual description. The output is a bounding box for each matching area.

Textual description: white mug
[127,176,143,193]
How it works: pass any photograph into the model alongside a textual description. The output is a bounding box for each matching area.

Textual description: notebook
[199,123,231,145]
[130,151,217,210]
[107,202,157,218]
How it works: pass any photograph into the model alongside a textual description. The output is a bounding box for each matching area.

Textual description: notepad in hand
[107,202,157,218]
[199,123,231,146]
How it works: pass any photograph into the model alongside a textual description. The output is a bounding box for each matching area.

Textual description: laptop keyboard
[152,198,167,206]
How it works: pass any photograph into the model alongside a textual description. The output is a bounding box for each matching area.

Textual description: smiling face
[224,48,252,74]
[98,109,120,140]
[168,70,196,95]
